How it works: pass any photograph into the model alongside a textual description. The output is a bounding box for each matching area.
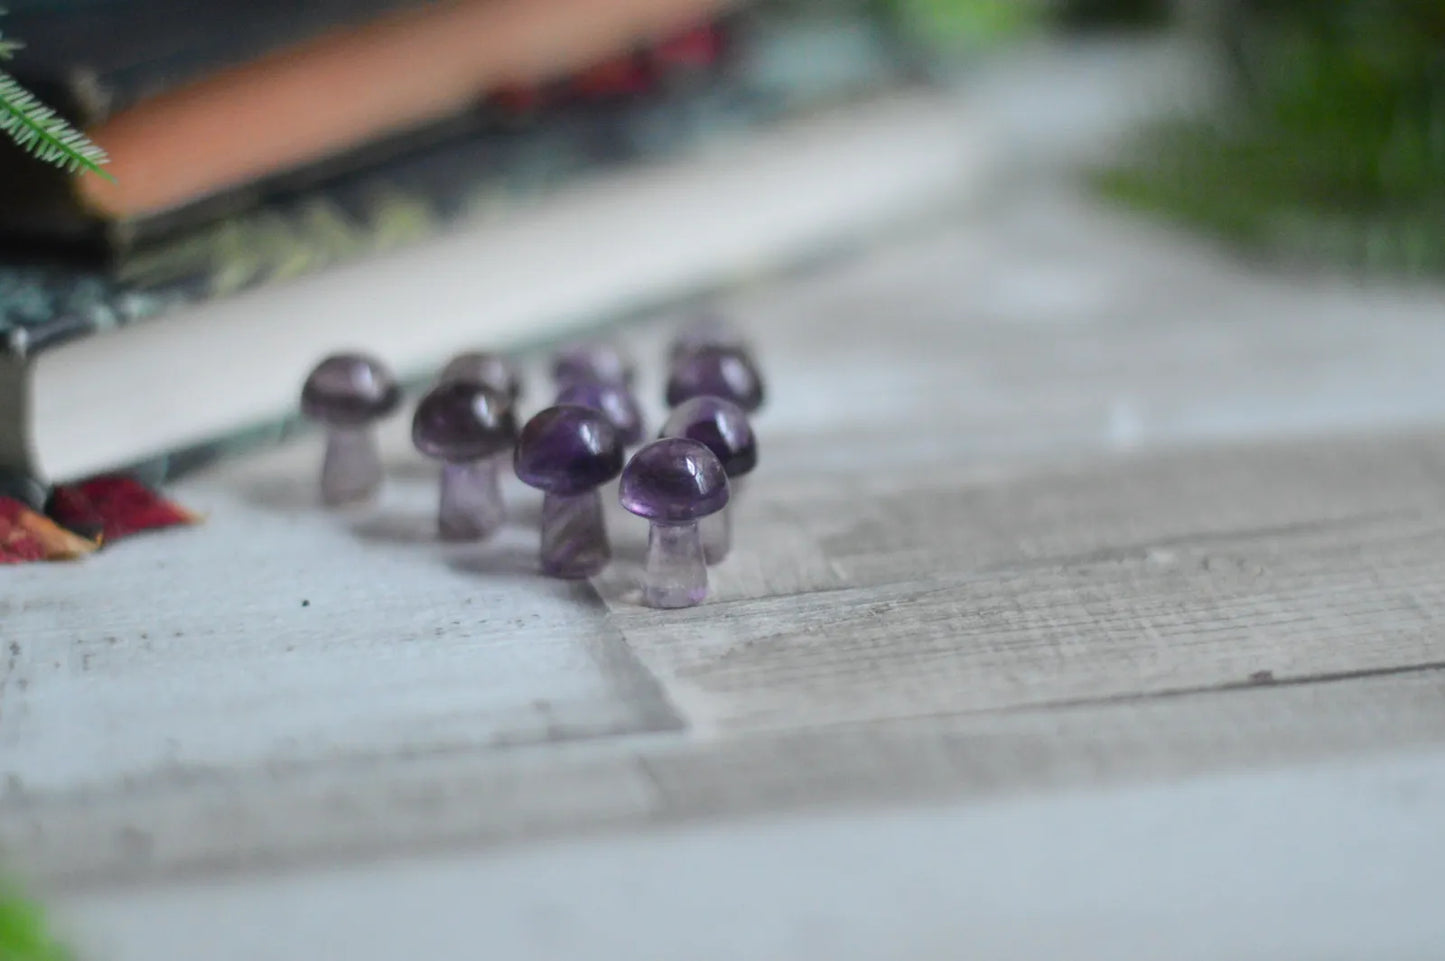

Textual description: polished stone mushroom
[412,381,517,540]
[437,350,523,401]
[660,396,756,564]
[664,344,765,413]
[301,353,401,506]
[514,405,624,578]
[619,438,729,608]
[555,378,645,447]
[551,342,634,387]
[667,313,748,364]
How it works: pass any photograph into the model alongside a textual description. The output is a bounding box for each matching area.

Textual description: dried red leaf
[47,476,199,545]
[651,25,723,70]
[569,54,654,99]
[0,497,96,562]
[491,82,550,115]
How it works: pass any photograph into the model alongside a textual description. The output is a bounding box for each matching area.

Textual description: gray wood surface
[5,45,1445,958]
[7,188,1445,897]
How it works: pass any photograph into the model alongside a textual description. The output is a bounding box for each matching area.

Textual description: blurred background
[4,2,1445,959]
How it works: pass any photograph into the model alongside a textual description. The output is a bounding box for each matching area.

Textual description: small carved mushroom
[664,345,764,413]
[412,381,517,540]
[660,396,756,564]
[300,353,401,506]
[555,378,646,447]
[551,342,634,388]
[514,406,624,578]
[619,438,729,608]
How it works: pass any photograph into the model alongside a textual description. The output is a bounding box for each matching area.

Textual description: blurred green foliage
[1097,0,1445,274]
[890,0,1042,48]
[0,882,72,961]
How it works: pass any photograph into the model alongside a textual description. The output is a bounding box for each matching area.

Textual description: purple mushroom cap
[301,353,401,428]
[619,438,729,524]
[659,396,756,478]
[555,379,645,447]
[664,345,764,412]
[438,351,523,400]
[667,313,748,364]
[412,381,517,462]
[551,342,634,387]
[514,405,624,495]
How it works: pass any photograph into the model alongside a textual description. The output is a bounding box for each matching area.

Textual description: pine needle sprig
[0,20,111,179]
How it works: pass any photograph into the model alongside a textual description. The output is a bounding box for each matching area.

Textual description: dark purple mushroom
[659,396,756,564]
[514,405,624,578]
[438,350,523,401]
[555,379,645,447]
[619,438,729,608]
[667,313,749,364]
[301,353,401,506]
[551,342,634,387]
[664,345,764,413]
[412,381,518,540]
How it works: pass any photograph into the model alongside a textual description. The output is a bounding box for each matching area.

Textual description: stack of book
[0,0,966,483]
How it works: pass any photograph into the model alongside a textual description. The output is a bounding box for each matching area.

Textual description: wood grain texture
[8,666,1445,891]
[7,166,1445,896]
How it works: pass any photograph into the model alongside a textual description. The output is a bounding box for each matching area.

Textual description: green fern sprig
[0,21,110,178]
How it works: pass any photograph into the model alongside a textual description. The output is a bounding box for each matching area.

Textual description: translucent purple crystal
[436,460,506,541]
[301,353,401,506]
[667,313,748,364]
[318,428,384,507]
[664,345,764,413]
[539,489,611,579]
[555,379,646,447]
[619,438,729,523]
[514,405,624,578]
[659,396,757,477]
[412,382,518,540]
[302,353,401,428]
[551,342,634,387]
[659,396,756,564]
[438,351,523,400]
[620,438,729,608]
[514,406,625,495]
[644,522,709,608]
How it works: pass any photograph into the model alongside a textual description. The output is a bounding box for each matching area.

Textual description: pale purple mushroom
[551,342,634,387]
[619,438,729,608]
[437,350,523,401]
[301,353,401,506]
[412,381,517,540]
[555,379,645,447]
[664,344,764,413]
[667,313,749,364]
[660,396,756,564]
[514,405,624,578]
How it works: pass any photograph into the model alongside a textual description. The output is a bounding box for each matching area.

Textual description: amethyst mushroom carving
[660,396,756,564]
[664,344,765,413]
[412,381,517,540]
[667,313,748,364]
[551,342,634,387]
[301,353,401,506]
[555,378,646,448]
[619,438,729,608]
[514,405,624,578]
[438,350,523,401]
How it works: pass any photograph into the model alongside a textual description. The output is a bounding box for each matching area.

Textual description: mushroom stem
[643,521,708,608]
[438,457,506,540]
[539,489,610,578]
[699,505,732,565]
[320,427,384,506]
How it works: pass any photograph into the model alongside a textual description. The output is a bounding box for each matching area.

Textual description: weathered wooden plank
[605,430,1445,731]
[0,432,680,799]
[7,668,1445,891]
